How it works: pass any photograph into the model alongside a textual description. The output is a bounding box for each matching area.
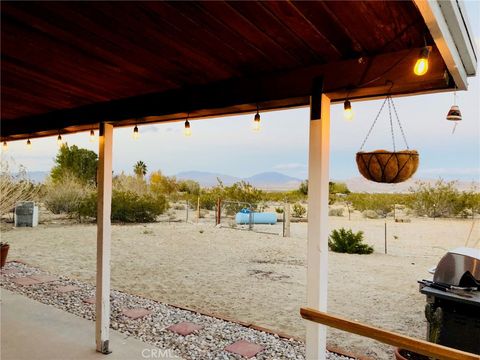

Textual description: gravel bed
[1,261,353,360]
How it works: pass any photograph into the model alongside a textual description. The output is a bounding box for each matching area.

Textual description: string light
[182,112,192,137]
[57,134,63,147]
[184,119,192,137]
[2,141,8,152]
[26,139,32,150]
[253,108,261,132]
[89,129,96,142]
[414,46,430,76]
[132,125,139,140]
[344,100,354,120]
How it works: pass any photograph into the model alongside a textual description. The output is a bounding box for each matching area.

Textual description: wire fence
[154,198,479,250]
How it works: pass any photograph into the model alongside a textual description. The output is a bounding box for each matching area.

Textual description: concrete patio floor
[1,289,181,360]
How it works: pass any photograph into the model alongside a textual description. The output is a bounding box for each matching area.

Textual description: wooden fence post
[284,203,291,237]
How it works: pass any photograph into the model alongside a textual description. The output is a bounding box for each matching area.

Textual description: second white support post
[96,122,113,354]
[306,79,330,360]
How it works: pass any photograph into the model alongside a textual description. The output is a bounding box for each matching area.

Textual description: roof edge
[414,0,477,90]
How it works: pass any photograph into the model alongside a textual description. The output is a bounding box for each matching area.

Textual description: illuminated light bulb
[132,125,139,140]
[344,100,354,121]
[184,120,191,137]
[252,112,261,132]
[414,46,430,76]
[26,139,32,150]
[57,134,63,147]
[2,141,8,152]
[89,129,96,142]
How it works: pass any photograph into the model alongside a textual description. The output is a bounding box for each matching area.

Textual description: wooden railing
[300,307,479,360]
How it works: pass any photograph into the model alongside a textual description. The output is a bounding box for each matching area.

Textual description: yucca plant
[328,228,373,254]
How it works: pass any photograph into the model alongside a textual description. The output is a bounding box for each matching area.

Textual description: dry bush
[329,207,344,217]
[43,174,94,214]
[0,160,39,216]
[113,172,148,194]
[362,210,380,219]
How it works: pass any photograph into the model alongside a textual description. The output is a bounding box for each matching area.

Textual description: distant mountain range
[176,171,302,190]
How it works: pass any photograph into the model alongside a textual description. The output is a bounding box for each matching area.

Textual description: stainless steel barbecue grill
[419,247,480,355]
[433,247,480,288]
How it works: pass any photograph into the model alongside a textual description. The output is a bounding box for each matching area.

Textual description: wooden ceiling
[1,1,451,140]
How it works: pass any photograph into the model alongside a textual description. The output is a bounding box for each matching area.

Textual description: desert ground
[1,213,478,359]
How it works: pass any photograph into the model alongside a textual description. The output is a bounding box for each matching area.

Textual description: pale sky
[3,2,479,182]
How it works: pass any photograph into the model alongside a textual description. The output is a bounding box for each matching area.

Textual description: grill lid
[433,247,480,287]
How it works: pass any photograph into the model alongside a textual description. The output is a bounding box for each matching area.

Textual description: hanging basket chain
[359,94,411,152]
[389,96,410,149]
[359,96,389,151]
[387,95,396,152]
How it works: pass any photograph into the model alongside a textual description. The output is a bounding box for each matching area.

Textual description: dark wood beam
[1,47,449,141]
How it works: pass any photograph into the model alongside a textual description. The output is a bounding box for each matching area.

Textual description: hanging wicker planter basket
[356,95,419,183]
[356,149,419,183]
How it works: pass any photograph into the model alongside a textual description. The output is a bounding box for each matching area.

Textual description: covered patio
[1,1,477,359]
[1,290,176,360]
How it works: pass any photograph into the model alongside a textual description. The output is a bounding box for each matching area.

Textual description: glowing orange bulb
[414,47,430,76]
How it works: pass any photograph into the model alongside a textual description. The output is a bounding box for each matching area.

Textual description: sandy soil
[1,215,478,359]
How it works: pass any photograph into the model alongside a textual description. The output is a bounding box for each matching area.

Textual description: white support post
[96,122,113,354]
[306,78,330,360]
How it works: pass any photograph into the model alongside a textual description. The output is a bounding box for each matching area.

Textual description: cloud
[273,163,307,171]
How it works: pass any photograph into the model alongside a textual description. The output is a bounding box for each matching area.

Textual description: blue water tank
[235,210,277,225]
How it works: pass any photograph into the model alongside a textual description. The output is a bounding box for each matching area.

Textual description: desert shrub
[292,203,306,217]
[328,228,373,254]
[178,180,200,195]
[199,191,219,210]
[111,191,167,222]
[275,207,284,214]
[203,181,264,215]
[223,181,263,208]
[347,193,412,217]
[296,180,350,202]
[0,160,40,215]
[78,191,168,222]
[330,181,350,194]
[362,210,380,219]
[181,188,220,212]
[44,175,93,215]
[113,173,148,194]
[262,190,305,203]
[409,180,479,218]
[150,171,178,196]
[298,180,308,195]
[329,208,344,217]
